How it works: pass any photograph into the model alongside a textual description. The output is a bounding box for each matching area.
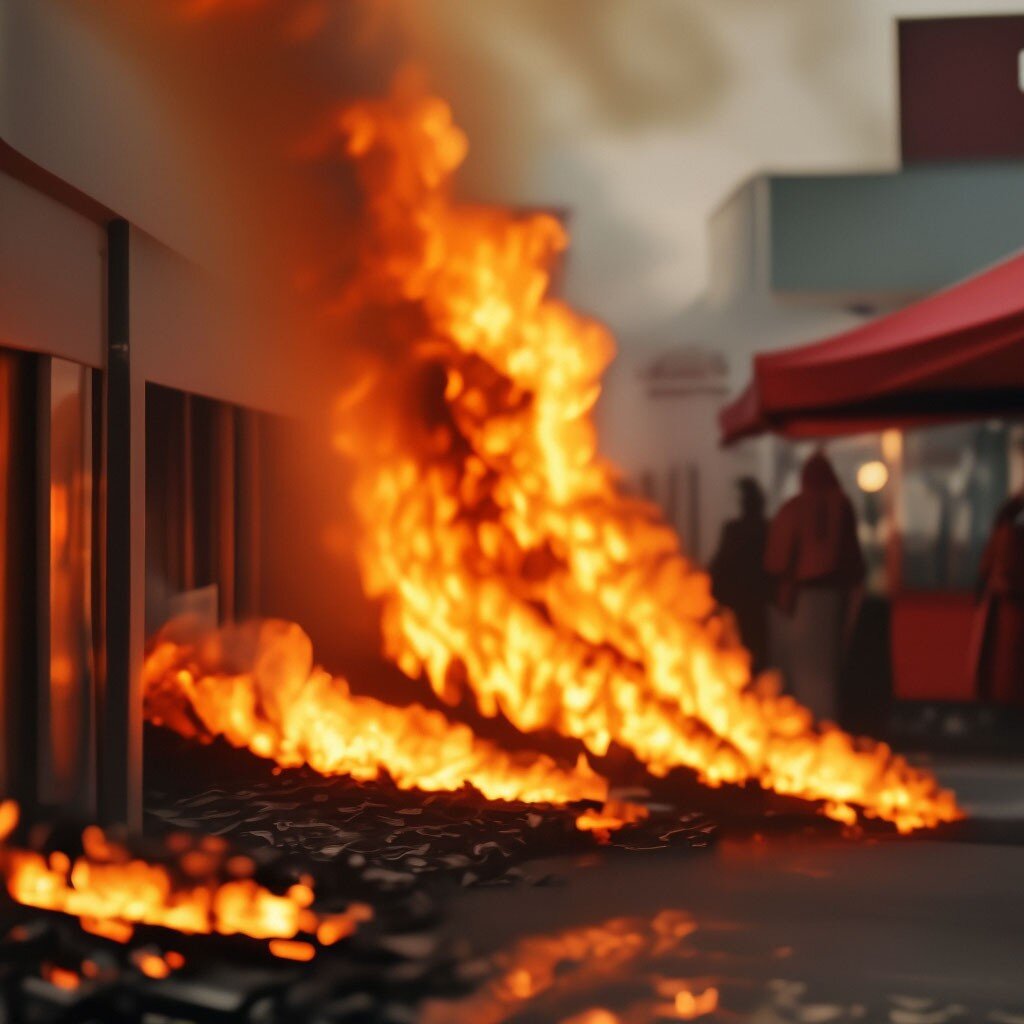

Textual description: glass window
[900,421,1010,591]
[41,357,96,812]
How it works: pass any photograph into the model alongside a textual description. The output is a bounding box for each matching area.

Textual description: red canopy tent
[720,251,1024,705]
[720,250,1024,444]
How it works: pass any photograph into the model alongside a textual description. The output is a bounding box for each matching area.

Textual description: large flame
[325,79,959,834]
[0,800,366,957]
[144,618,608,807]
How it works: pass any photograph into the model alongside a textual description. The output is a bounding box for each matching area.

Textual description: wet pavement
[431,757,1024,1021]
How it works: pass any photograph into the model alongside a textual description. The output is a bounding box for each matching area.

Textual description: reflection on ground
[430,822,1024,1024]
[425,904,1024,1023]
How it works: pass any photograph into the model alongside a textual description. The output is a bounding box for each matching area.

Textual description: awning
[719,250,1024,443]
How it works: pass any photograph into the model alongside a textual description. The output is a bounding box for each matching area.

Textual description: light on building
[857,460,889,494]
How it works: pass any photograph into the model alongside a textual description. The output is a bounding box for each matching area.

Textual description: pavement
[427,756,1024,1022]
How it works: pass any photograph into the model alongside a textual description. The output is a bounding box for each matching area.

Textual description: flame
[143,618,609,808]
[0,800,367,954]
[323,80,960,834]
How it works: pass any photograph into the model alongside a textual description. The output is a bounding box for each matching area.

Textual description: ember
[143,618,611,810]
[421,910,706,1024]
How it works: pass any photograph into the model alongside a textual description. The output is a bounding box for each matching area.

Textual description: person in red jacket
[974,490,1024,706]
[764,452,865,721]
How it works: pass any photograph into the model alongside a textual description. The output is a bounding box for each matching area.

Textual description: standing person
[764,452,865,721]
[710,477,770,670]
[974,488,1024,705]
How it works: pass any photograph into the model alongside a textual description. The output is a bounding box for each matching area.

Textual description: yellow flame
[144,619,609,808]
[327,80,960,835]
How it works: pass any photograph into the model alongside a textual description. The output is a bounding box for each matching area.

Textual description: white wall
[0,173,105,368]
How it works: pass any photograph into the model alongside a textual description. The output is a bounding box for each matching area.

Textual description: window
[900,422,1010,591]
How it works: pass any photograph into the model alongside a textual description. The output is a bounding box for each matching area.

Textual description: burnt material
[0,907,474,1024]
[144,729,716,899]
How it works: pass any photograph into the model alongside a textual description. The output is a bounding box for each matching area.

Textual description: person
[764,452,865,721]
[973,488,1024,705]
[710,477,769,670]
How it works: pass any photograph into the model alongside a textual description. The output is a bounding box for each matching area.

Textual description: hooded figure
[764,452,865,721]
[974,490,1024,705]
[710,477,769,670]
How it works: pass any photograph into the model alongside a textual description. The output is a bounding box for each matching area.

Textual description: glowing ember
[269,938,316,962]
[324,79,960,834]
[132,949,181,979]
[575,800,649,844]
[0,800,368,954]
[143,618,609,808]
[671,986,720,1020]
[43,965,80,991]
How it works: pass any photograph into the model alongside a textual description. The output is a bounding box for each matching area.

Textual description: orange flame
[0,800,367,954]
[143,619,609,808]
[325,80,960,835]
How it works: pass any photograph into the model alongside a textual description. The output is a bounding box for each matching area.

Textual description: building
[634,13,1024,718]
[0,1,366,827]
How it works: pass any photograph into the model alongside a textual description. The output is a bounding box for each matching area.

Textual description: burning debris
[0,769,717,1022]
[143,728,716,893]
[0,800,368,957]
[0,794,487,1022]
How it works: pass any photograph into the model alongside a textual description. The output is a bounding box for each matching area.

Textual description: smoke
[16,0,901,353]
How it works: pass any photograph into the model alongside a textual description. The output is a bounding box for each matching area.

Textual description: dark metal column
[97,219,143,829]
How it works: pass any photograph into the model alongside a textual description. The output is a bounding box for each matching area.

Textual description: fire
[325,79,960,834]
[0,800,367,954]
[143,618,609,807]
[671,986,720,1020]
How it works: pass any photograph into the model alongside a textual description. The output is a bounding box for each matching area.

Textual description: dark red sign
[900,15,1024,162]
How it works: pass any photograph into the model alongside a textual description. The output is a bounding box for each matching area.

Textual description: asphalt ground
[431,757,1024,1022]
